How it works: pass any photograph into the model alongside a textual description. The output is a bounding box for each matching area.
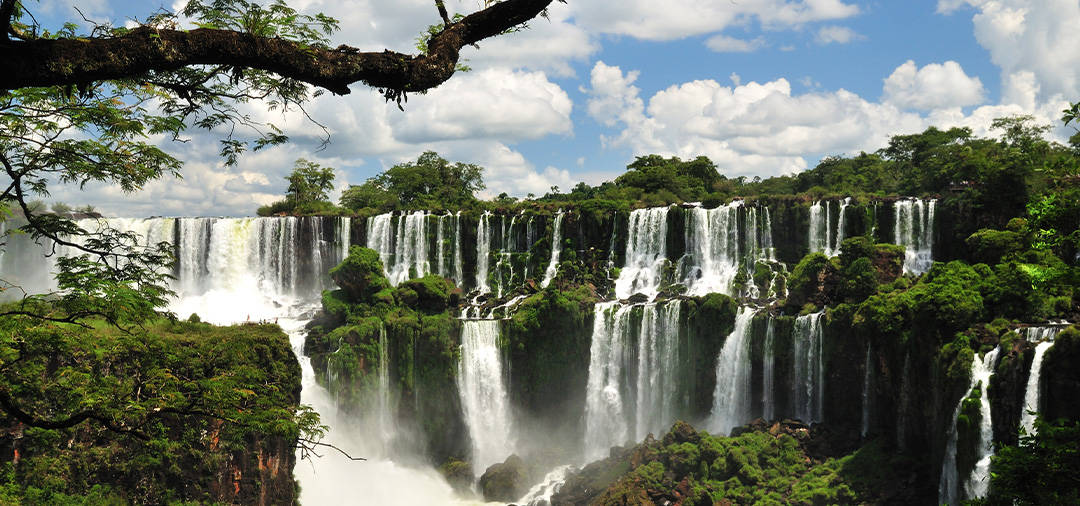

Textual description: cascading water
[808,200,832,256]
[762,316,777,422]
[366,211,430,286]
[939,348,1000,505]
[792,312,825,424]
[377,324,392,450]
[964,348,1001,500]
[583,300,682,461]
[540,210,564,288]
[583,302,632,462]
[894,198,936,274]
[615,207,669,300]
[832,197,850,256]
[475,212,492,295]
[457,319,515,473]
[680,202,741,296]
[634,301,682,441]
[453,212,464,287]
[710,307,758,435]
[809,198,850,257]
[1021,340,1055,436]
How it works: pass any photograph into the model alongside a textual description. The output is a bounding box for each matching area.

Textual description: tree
[285,158,335,204]
[340,151,485,210]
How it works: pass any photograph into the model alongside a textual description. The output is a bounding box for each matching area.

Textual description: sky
[30,0,1080,217]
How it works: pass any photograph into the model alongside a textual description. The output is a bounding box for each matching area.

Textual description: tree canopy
[339,151,485,211]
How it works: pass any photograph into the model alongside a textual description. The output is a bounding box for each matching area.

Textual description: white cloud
[882,60,986,110]
[705,35,766,53]
[583,61,1065,180]
[815,25,862,45]
[389,68,573,144]
[586,62,646,129]
[941,0,1080,103]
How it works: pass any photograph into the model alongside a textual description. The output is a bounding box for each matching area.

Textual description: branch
[0,0,556,95]
[435,0,451,26]
[296,438,366,461]
[0,388,149,439]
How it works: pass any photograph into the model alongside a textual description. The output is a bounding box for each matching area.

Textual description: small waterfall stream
[964,348,1001,500]
[1021,340,1055,435]
[939,348,1000,505]
[792,312,825,423]
[762,317,777,422]
[541,210,565,288]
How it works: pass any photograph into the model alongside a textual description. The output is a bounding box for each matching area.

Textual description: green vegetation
[973,419,1080,505]
[556,421,921,505]
[0,316,311,504]
[257,158,345,216]
[305,247,468,464]
[339,151,485,213]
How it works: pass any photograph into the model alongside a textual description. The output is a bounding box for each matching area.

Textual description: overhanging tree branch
[0,0,556,96]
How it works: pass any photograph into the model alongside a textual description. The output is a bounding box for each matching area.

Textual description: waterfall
[832,197,850,256]
[680,202,742,297]
[760,206,777,262]
[475,212,492,294]
[584,300,683,461]
[710,307,758,435]
[584,302,632,461]
[809,198,850,257]
[964,348,1001,500]
[517,465,573,506]
[540,210,565,288]
[1021,340,1055,435]
[457,319,514,472]
[894,198,936,274]
[453,212,464,287]
[366,211,431,285]
[1024,326,1060,343]
[436,212,447,278]
[377,324,392,450]
[792,312,825,424]
[633,301,682,441]
[0,216,349,318]
[861,343,873,438]
[808,200,831,255]
[939,348,1000,505]
[615,207,669,300]
[762,316,777,422]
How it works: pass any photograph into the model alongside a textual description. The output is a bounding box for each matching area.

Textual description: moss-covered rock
[330,246,392,302]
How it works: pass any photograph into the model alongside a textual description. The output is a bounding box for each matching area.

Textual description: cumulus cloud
[883,60,986,110]
[815,25,862,45]
[583,61,1064,179]
[939,0,1080,102]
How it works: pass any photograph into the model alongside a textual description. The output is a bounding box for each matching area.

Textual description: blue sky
[31,0,1080,216]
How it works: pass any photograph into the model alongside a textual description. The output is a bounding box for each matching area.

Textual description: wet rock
[480,454,529,502]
